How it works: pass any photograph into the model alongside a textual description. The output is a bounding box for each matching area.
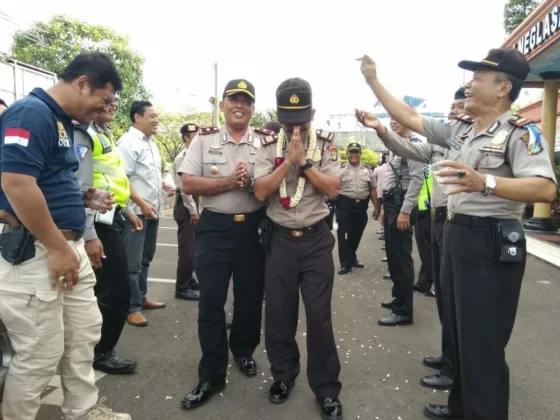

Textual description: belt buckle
[233,214,245,222]
[447,212,454,221]
[292,230,303,238]
[355,199,360,203]
[430,208,435,218]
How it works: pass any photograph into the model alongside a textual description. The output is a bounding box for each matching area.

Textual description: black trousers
[431,216,453,378]
[443,219,525,420]
[173,195,197,292]
[383,198,417,318]
[335,197,368,267]
[194,209,265,384]
[265,222,341,398]
[93,211,132,355]
[414,211,433,290]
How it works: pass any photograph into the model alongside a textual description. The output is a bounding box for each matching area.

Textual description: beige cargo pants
[0,239,102,420]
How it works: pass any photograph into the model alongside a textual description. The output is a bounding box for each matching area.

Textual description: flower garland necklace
[275,128,317,209]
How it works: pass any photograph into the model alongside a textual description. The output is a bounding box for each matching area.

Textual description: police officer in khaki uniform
[173,123,200,301]
[357,88,466,392]
[359,48,557,420]
[178,79,270,409]
[254,78,343,420]
[336,142,379,274]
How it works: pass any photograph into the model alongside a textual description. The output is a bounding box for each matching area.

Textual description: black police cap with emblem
[458,48,531,81]
[180,123,199,136]
[347,142,362,152]
[223,79,255,101]
[454,87,466,100]
[276,77,313,125]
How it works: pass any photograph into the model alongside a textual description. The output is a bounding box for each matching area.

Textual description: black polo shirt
[0,88,85,231]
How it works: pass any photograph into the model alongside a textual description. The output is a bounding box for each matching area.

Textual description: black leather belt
[337,194,368,205]
[273,220,328,238]
[446,212,497,227]
[202,208,264,223]
[430,206,447,221]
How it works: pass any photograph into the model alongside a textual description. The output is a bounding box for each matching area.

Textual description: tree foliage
[504,0,538,34]
[251,109,278,127]
[338,148,379,167]
[154,111,214,165]
[9,15,150,137]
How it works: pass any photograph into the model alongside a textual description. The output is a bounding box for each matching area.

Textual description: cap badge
[188,124,196,131]
[289,94,300,104]
[238,81,247,89]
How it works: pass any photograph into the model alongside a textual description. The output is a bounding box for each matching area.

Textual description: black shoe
[181,381,226,409]
[317,396,342,420]
[378,235,385,240]
[382,257,388,262]
[175,289,200,300]
[351,260,364,268]
[93,350,136,375]
[381,245,386,250]
[269,380,294,404]
[380,300,394,310]
[423,356,444,370]
[420,372,453,390]
[423,404,464,419]
[235,356,257,376]
[338,266,352,275]
[226,322,232,329]
[376,229,384,235]
[413,284,430,294]
[425,290,436,298]
[378,313,413,326]
[382,273,391,280]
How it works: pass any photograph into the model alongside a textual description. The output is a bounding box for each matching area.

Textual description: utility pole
[212,62,218,126]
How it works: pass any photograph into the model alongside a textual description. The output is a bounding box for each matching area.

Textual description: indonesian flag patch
[4,128,31,147]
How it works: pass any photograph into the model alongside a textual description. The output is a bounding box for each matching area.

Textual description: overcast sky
[0,0,543,122]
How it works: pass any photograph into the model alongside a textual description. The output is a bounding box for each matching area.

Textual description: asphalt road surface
[31,214,560,419]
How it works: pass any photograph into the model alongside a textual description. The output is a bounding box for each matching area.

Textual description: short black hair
[0,98,6,107]
[262,121,281,134]
[61,52,122,92]
[495,72,524,103]
[130,101,153,123]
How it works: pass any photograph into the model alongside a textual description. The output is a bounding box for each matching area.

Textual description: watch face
[487,175,497,188]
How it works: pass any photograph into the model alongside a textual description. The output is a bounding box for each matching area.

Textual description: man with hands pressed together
[358,49,557,420]
[178,79,268,410]
[254,78,343,420]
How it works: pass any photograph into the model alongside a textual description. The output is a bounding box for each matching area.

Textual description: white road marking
[41,370,107,406]
[158,226,177,230]
[147,278,176,284]
[156,243,178,247]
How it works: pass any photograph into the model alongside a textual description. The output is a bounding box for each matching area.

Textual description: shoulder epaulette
[254,127,276,136]
[316,129,334,142]
[508,115,534,128]
[456,114,474,124]
[363,164,373,170]
[261,134,279,146]
[199,126,220,135]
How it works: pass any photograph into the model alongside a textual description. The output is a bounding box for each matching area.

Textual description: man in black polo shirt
[0,53,130,420]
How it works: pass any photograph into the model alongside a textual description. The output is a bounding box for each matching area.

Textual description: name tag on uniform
[209,145,222,154]
[479,144,504,153]
[447,136,463,151]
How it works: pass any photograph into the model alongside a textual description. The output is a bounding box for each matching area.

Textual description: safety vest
[87,126,130,208]
[418,165,433,211]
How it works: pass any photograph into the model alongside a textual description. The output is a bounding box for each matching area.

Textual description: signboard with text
[515,5,560,56]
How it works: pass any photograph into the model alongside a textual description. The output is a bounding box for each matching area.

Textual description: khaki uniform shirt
[254,129,341,229]
[339,163,374,200]
[173,148,198,214]
[178,126,265,214]
[382,135,425,214]
[380,130,458,208]
[422,112,557,219]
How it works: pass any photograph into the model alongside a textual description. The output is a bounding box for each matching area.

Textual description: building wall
[519,97,560,152]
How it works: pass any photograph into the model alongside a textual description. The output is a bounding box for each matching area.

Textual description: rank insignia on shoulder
[316,129,334,142]
[199,126,220,135]
[508,115,534,128]
[261,135,279,146]
[363,163,373,170]
[254,127,275,136]
[455,114,474,124]
[328,144,339,161]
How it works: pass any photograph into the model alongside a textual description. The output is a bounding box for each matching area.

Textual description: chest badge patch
[74,144,89,161]
[491,130,508,145]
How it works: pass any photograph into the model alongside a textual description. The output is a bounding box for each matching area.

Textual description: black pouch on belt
[495,219,525,263]
[258,219,274,252]
[0,225,36,265]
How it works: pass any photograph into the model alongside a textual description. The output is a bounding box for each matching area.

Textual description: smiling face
[220,93,255,130]
[134,106,159,136]
[464,69,512,117]
[94,99,118,125]
[448,99,465,120]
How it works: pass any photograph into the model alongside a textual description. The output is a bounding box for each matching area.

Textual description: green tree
[504,0,538,34]
[251,109,278,127]
[155,111,214,164]
[9,15,150,137]
[361,149,380,167]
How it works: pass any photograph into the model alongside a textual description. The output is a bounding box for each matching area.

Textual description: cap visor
[347,148,361,152]
[277,108,312,125]
[225,90,255,101]
[458,60,497,74]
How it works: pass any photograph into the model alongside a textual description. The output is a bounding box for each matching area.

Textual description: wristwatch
[482,174,496,196]
[301,159,314,171]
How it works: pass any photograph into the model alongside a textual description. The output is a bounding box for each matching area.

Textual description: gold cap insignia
[188,125,196,131]
[238,81,248,89]
[289,94,300,104]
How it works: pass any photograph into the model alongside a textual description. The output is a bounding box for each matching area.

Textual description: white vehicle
[0,57,57,105]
